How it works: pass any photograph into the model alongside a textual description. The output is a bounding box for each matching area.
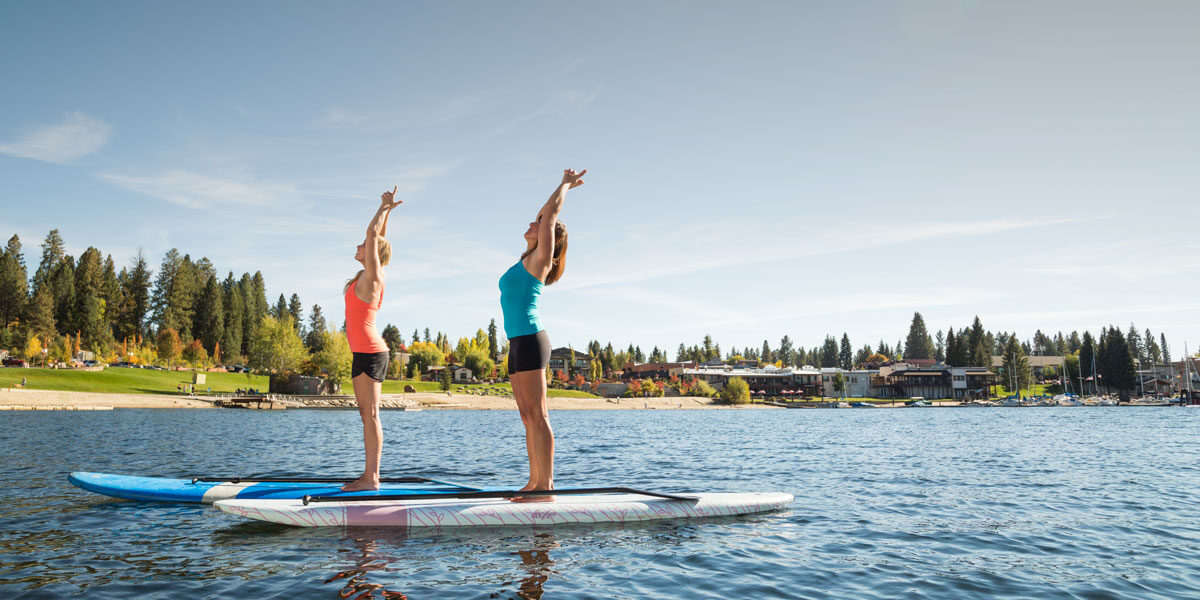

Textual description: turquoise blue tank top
[499,261,543,338]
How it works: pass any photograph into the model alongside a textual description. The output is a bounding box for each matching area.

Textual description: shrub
[720,377,750,404]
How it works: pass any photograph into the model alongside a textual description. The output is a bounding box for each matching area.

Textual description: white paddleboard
[214,491,793,528]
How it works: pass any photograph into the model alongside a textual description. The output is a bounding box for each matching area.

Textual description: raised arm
[356,187,402,302]
[528,169,585,278]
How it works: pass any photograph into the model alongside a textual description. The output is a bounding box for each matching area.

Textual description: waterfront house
[620,361,696,381]
[682,364,823,397]
[871,365,996,399]
[547,347,590,376]
[992,355,1065,379]
[819,368,873,398]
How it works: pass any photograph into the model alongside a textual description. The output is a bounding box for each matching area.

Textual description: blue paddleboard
[68,472,480,503]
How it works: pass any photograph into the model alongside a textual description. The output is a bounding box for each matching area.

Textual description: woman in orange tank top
[340,186,401,492]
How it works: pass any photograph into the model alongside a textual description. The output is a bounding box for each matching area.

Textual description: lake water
[1,407,1197,599]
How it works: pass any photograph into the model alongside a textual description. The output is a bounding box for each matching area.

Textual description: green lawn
[382,379,598,398]
[992,384,1054,397]
[0,367,268,395]
[0,367,595,399]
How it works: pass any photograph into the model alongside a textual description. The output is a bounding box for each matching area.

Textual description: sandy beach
[0,388,773,410]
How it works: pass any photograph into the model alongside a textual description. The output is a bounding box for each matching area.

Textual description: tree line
[0,232,1182,395]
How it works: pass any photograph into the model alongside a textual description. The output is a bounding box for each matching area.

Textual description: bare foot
[511,493,555,503]
[340,475,380,492]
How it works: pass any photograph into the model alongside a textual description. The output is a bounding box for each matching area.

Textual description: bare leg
[512,369,554,494]
[342,373,383,491]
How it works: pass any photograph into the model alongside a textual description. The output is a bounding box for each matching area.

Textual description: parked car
[2,357,29,368]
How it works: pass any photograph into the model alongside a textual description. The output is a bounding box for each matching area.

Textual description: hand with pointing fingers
[380,186,402,210]
[561,169,586,189]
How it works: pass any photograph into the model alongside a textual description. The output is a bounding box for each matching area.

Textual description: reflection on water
[324,538,408,599]
[2,409,1199,599]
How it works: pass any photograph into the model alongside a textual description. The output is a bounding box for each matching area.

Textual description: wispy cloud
[98,170,300,210]
[0,111,114,163]
[561,216,1080,292]
[486,88,601,137]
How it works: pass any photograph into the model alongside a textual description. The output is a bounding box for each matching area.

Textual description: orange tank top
[344,280,389,353]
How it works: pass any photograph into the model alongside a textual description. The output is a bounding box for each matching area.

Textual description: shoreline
[0,388,776,410]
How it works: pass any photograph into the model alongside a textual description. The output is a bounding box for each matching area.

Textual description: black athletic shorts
[508,330,551,373]
[351,352,390,382]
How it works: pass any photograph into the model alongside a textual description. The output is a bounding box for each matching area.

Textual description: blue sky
[2,1,1198,356]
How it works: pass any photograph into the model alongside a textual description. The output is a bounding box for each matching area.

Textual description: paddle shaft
[302,487,696,505]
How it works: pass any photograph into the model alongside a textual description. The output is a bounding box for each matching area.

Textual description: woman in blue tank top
[500,168,586,498]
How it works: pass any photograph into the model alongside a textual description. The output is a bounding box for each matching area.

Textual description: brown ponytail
[520,221,568,285]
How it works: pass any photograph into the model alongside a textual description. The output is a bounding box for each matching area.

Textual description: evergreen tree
[50,258,75,335]
[634,345,645,362]
[33,229,65,293]
[305,304,327,353]
[944,328,958,366]
[273,294,288,320]
[1160,333,1170,364]
[821,336,838,367]
[70,248,110,351]
[838,333,852,369]
[1068,331,1082,353]
[904,312,935,359]
[239,273,256,355]
[854,344,873,366]
[877,340,891,359]
[967,316,987,367]
[1144,329,1161,365]
[424,327,431,342]
[1079,331,1097,393]
[1099,326,1137,401]
[25,284,56,339]
[676,343,687,362]
[934,330,945,362]
[101,255,120,332]
[194,275,225,356]
[381,324,402,356]
[0,235,28,328]
[487,319,498,359]
[1001,335,1031,392]
[114,251,152,341]
[151,249,186,336]
[413,329,421,347]
[761,340,772,364]
[222,276,245,363]
[1126,323,1143,366]
[288,294,303,333]
[778,335,793,366]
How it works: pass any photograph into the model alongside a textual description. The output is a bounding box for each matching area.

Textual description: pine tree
[71,248,110,351]
[839,333,852,369]
[904,312,935,359]
[487,319,498,359]
[51,258,75,335]
[778,335,793,367]
[1001,336,1031,392]
[1144,329,1161,365]
[305,304,327,353]
[676,343,687,362]
[0,235,28,328]
[1100,326,1137,401]
[194,275,225,356]
[1160,333,1170,364]
[761,340,772,364]
[1068,331,1082,353]
[1079,331,1097,393]
[1126,323,1143,366]
[33,229,65,293]
[273,294,288,320]
[288,294,303,333]
[944,328,958,366]
[381,324,402,356]
[24,284,56,339]
[222,276,245,363]
[821,336,838,367]
[934,330,945,362]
